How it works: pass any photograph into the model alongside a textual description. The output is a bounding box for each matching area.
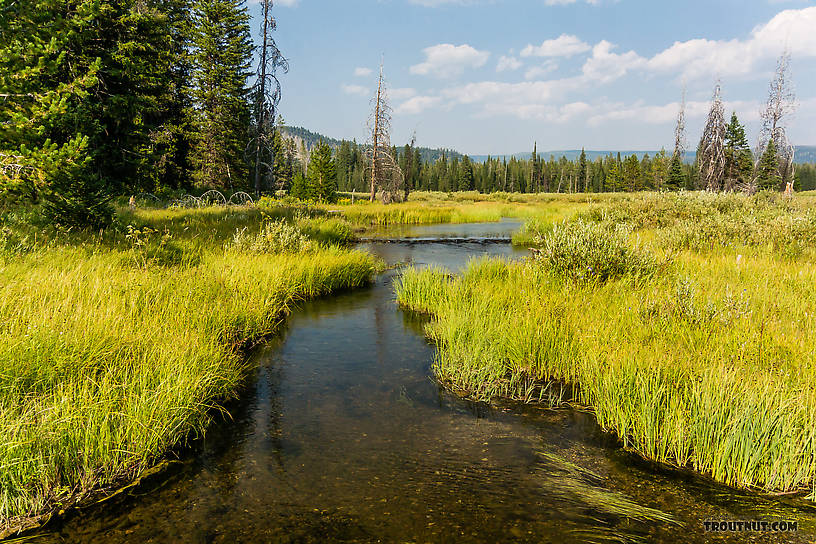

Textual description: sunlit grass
[0,206,379,532]
[396,192,816,498]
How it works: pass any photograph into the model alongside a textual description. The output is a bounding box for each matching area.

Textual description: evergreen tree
[458,156,475,191]
[723,112,753,192]
[623,154,641,192]
[666,154,685,191]
[606,162,621,192]
[307,141,337,203]
[289,169,312,200]
[756,138,782,191]
[578,149,588,192]
[189,0,253,191]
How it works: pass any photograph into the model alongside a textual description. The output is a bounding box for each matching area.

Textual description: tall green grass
[0,207,379,533]
[396,193,816,498]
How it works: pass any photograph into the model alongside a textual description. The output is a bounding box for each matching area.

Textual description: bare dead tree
[250,0,289,197]
[366,61,403,203]
[756,51,796,191]
[697,82,727,192]
[673,86,687,161]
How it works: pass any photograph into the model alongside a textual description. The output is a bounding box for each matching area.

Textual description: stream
[26,220,816,543]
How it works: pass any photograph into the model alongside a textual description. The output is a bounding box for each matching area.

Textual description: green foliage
[532,220,665,283]
[757,139,782,191]
[189,0,253,191]
[723,112,753,190]
[307,141,338,203]
[0,207,379,528]
[666,154,685,191]
[231,219,310,253]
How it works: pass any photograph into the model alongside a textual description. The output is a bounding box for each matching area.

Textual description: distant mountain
[281,126,462,164]
[281,126,816,165]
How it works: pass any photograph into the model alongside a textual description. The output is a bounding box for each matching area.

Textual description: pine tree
[723,112,753,192]
[307,141,337,203]
[189,0,253,191]
[756,138,782,191]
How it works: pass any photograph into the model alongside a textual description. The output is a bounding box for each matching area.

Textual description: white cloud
[646,6,816,79]
[341,84,369,97]
[521,34,591,57]
[396,96,442,115]
[354,67,372,77]
[524,61,558,80]
[582,40,646,83]
[496,55,523,72]
[410,43,490,78]
[275,0,299,6]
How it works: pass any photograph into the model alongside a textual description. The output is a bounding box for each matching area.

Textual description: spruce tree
[756,138,782,191]
[459,156,475,192]
[307,141,337,203]
[666,154,685,191]
[723,112,753,192]
[578,149,588,192]
[189,0,253,191]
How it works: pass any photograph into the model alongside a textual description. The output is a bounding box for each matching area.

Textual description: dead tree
[697,82,727,192]
[366,62,403,203]
[673,86,687,161]
[251,0,288,197]
[756,51,796,192]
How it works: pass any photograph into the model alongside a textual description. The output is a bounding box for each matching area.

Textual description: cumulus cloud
[410,43,490,78]
[521,34,591,58]
[646,7,816,79]
[496,55,523,72]
[582,40,646,83]
[354,67,372,77]
[524,61,558,80]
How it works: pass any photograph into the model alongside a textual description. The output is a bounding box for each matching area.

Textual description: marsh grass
[396,193,816,498]
[0,206,379,532]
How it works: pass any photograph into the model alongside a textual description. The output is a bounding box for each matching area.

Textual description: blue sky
[249,0,816,155]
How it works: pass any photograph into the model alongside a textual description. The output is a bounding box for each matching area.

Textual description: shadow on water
[21,226,816,543]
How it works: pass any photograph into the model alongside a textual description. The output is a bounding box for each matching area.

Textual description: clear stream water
[25,221,816,543]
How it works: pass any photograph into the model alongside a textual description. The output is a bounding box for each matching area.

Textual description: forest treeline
[1,1,815,228]
[279,132,816,200]
[0,0,285,227]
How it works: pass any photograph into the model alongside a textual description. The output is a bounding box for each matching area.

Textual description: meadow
[3,189,814,534]
[0,204,379,535]
[396,191,816,499]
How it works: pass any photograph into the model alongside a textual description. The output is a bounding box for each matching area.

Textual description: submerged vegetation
[0,205,379,533]
[396,191,816,498]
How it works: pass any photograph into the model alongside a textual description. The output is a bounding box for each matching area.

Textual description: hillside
[281,126,462,164]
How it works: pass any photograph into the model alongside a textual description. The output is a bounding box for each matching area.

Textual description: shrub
[532,220,664,283]
[231,220,310,254]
